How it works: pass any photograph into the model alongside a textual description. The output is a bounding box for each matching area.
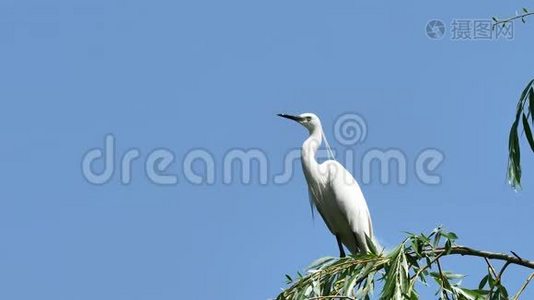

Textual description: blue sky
[1,0,534,299]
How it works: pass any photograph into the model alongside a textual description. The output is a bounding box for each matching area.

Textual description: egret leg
[336,235,346,258]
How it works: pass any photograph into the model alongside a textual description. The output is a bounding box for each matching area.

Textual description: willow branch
[436,257,451,300]
[484,257,498,278]
[493,11,534,28]
[432,246,534,269]
[498,261,512,280]
[512,272,534,300]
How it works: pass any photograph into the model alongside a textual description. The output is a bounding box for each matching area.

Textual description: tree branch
[435,257,451,300]
[512,272,534,300]
[277,232,534,300]
[497,261,512,280]
[493,11,534,28]
[433,246,534,269]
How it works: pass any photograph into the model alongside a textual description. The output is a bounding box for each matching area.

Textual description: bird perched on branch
[278,113,377,257]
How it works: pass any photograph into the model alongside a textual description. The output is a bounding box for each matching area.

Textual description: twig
[435,258,450,300]
[512,272,534,300]
[433,246,534,269]
[511,251,522,260]
[498,261,512,279]
[410,252,445,282]
[493,11,534,28]
[497,261,512,284]
[484,257,500,298]
[484,257,498,278]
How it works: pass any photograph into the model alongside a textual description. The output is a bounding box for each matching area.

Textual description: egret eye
[306,117,312,122]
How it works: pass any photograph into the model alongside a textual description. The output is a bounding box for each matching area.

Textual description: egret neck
[301,125,324,186]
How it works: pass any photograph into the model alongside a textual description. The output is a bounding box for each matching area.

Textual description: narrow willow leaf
[296,287,306,300]
[488,271,496,288]
[441,271,465,280]
[447,232,458,241]
[344,271,360,297]
[522,113,534,152]
[452,286,488,300]
[311,278,321,296]
[530,87,534,124]
[479,275,489,289]
[520,80,534,101]
[508,120,521,189]
[445,240,452,254]
[516,80,534,121]
[307,256,336,271]
[441,231,458,242]
[359,272,376,297]
[411,238,421,257]
[285,274,293,284]
[366,234,378,255]
[380,245,407,300]
[498,284,509,298]
[433,231,441,248]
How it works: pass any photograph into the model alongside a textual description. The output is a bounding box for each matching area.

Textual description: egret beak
[277,113,303,122]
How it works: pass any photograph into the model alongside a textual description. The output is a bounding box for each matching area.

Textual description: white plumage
[278,112,376,256]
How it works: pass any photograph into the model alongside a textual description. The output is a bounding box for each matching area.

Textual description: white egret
[278,113,376,257]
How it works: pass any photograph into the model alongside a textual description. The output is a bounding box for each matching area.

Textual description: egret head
[277,112,322,132]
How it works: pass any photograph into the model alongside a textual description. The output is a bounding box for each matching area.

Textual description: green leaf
[411,238,421,257]
[285,274,293,284]
[492,17,498,22]
[343,271,359,297]
[520,80,534,104]
[381,245,409,300]
[453,286,488,300]
[522,113,534,152]
[479,275,489,289]
[498,284,508,298]
[445,240,452,254]
[433,231,442,248]
[523,7,529,13]
[488,272,496,288]
[431,271,464,280]
[529,87,534,124]
[508,120,521,189]
[442,231,458,242]
[517,80,534,119]
[366,234,378,255]
[515,79,534,122]
[307,256,336,271]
